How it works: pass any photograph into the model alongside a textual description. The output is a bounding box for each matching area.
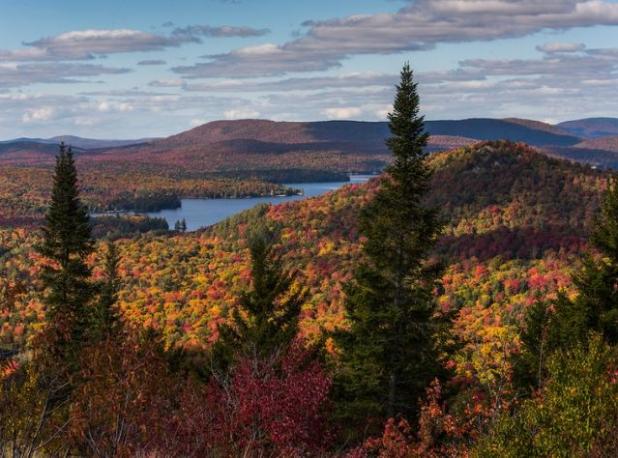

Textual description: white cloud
[22,106,55,123]
[224,108,260,119]
[537,42,587,54]
[0,62,129,88]
[322,107,362,119]
[96,100,134,112]
[190,118,208,127]
[174,0,618,78]
[171,24,269,39]
[0,24,269,63]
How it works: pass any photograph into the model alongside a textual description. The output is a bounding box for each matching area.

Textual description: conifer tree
[513,299,551,392]
[92,241,122,340]
[333,63,444,431]
[37,142,94,368]
[549,178,618,348]
[215,226,306,363]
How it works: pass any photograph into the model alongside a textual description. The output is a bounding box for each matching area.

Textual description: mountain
[426,118,579,146]
[0,140,88,166]
[48,135,156,149]
[156,118,579,149]
[575,136,618,152]
[558,118,618,138]
[0,118,597,176]
[0,135,155,150]
[86,118,581,176]
[502,118,574,137]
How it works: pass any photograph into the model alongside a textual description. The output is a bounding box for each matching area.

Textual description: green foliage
[549,178,618,349]
[91,241,122,340]
[36,143,94,368]
[215,226,306,363]
[473,335,618,458]
[513,299,552,393]
[333,64,445,433]
[0,361,70,456]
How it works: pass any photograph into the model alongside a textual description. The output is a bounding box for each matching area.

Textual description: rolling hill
[558,117,618,138]
[575,136,618,152]
[77,118,586,179]
[0,135,155,150]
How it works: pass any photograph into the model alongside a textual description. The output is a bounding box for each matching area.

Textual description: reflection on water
[146,175,372,231]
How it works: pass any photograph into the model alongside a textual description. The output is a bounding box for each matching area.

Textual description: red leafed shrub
[353,380,473,458]
[170,341,333,457]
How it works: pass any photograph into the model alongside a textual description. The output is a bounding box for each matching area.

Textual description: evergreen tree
[180,218,187,233]
[549,177,618,348]
[513,299,552,392]
[333,63,444,432]
[215,226,306,363]
[91,241,122,340]
[37,142,94,368]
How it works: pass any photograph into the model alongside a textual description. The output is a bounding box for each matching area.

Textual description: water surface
[145,175,372,231]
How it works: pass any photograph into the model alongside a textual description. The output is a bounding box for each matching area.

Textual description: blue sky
[1,0,618,138]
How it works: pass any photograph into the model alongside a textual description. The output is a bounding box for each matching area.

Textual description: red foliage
[157,342,332,457]
[354,380,478,458]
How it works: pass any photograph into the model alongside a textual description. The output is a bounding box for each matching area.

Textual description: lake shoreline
[111,175,373,231]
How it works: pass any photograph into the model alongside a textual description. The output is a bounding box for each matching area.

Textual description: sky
[2,0,618,139]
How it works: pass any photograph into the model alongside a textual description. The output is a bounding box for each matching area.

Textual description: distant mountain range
[557,118,618,138]
[0,135,155,150]
[3,117,618,171]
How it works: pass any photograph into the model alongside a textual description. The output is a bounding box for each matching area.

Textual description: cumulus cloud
[171,24,269,38]
[0,62,129,88]
[22,106,55,123]
[322,106,362,119]
[0,24,269,63]
[0,29,196,62]
[174,43,342,78]
[536,42,587,54]
[174,0,618,78]
[224,108,261,119]
[182,72,396,92]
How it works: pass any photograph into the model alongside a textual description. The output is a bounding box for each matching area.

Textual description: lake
[145,175,372,231]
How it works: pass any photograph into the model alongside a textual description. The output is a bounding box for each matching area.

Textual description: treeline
[0,164,299,223]
[209,168,351,183]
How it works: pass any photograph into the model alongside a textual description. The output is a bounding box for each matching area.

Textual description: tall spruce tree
[333,63,444,431]
[549,177,618,348]
[215,226,306,363]
[513,299,552,392]
[91,240,122,340]
[37,142,94,368]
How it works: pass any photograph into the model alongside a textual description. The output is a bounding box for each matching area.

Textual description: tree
[549,177,618,348]
[36,142,94,371]
[67,329,176,457]
[333,63,445,434]
[215,226,306,363]
[191,343,332,457]
[91,240,122,340]
[513,299,552,393]
[473,335,618,458]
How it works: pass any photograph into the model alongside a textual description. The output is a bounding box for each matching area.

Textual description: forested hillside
[0,141,605,346]
[2,136,614,455]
